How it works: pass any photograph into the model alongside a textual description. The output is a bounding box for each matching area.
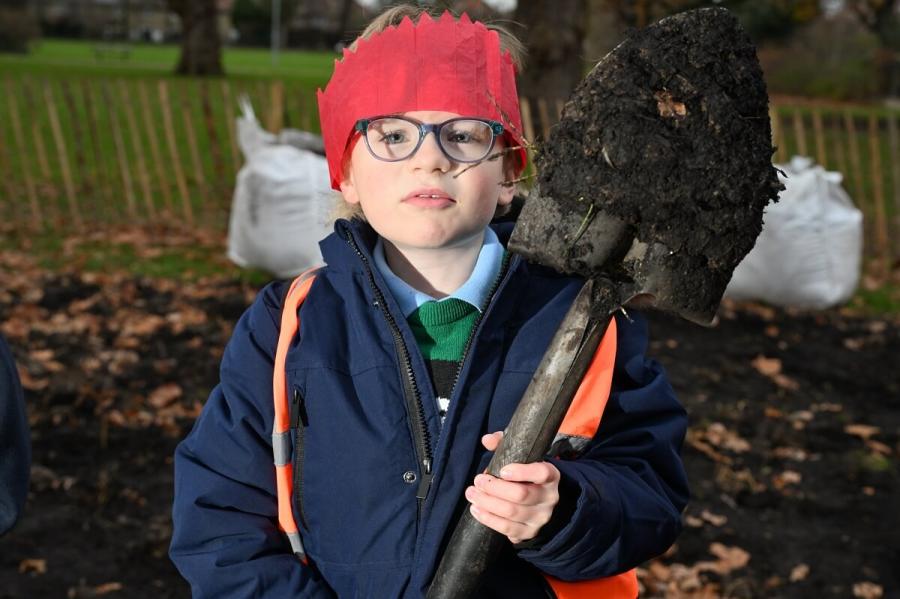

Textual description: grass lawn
[0,38,337,83]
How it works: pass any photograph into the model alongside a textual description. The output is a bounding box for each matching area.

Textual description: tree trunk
[167,0,223,76]
[513,0,588,132]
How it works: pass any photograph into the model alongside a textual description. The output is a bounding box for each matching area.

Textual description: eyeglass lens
[364,118,495,162]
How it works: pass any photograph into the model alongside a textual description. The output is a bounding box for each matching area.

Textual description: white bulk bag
[725,156,863,308]
[227,98,333,278]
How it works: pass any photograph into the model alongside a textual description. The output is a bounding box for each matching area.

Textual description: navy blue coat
[1,333,29,536]
[170,219,688,598]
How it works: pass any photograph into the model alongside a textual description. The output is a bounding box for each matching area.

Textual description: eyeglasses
[354,115,504,164]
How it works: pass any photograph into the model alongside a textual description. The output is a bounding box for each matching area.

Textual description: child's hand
[464,431,561,545]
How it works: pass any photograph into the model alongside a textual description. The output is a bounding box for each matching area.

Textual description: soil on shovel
[511,8,783,323]
[0,244,898,598]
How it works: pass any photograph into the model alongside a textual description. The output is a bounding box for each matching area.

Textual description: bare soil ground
[0,237,897,599]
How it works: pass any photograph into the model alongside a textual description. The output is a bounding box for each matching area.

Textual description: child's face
[339,111,515,253]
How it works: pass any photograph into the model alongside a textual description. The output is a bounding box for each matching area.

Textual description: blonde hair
[332,4,526,223]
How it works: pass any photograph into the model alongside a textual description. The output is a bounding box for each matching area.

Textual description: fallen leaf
[853,581,884,599]
[93,582,123,594]
[701,510,728,526]
[684,514,704,527]
[18,558,47,574]
[705,422,751,453]
[147,383,183,409]
[844,337,865,351]
[790,563,810,582]
[772,446,809,461]
[865,440,892,456]
[752,355,782,376]
[845,424,880,441]
[709,543,750,570]
[773,470,802,490]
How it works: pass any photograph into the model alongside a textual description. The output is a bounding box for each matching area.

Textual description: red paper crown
[317,11,526,190]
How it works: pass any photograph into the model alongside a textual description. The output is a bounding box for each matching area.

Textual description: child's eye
[379,130,408,144]
[446,131,473,144]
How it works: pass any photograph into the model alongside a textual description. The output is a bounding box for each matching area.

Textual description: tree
[513,0,589,131]
[847,0,900,95]
[166,0,223,75]
[0,0,38,53]
[602,0,820,42]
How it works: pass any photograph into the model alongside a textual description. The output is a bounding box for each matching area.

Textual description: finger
[498,462,560,485]
[473,474,553,507]
[480,431,504,451]
[466,485,534,522]
[469,502,539,545]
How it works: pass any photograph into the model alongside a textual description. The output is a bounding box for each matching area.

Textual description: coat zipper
[448,252,513,397]
[344,230,435,516]
[290,386,309,529]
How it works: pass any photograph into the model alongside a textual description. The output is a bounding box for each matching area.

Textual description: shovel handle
[427,281,614,598]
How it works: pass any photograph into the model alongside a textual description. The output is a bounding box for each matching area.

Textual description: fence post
[791,108,808,158]
[159,80,194,224]
[843,110,867,251]
[200,81,226,207]
[118,80,156,220]
[868,114,889,276]
[830,111,849,188]
[44,80,83,230]
[887,112,900,261]
[178,82,209,220]
[102,80,138,221]
[6,78,41,229]
[81,79,113,220]
[519,98,536,146]
[60,80,89,201]
[139,80,173,214]
[21,78,53,220]
[812,107,828,168]
[221,80,241,172]
[267,80,284,133]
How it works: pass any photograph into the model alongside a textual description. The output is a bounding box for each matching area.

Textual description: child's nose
[410,131,451,172]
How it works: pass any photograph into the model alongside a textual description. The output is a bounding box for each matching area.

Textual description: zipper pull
[291,387,308,428]
[416,458,433,501]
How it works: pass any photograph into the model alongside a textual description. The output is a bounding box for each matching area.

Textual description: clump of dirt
[511,7,783,323]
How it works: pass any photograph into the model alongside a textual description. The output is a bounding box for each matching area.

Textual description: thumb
[481,430,504,451]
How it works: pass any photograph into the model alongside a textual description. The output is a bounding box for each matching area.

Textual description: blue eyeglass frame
[353,115,505,163]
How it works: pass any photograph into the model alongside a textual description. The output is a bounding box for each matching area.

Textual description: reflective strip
[548,433,591,458]
[545,569,639,599]
[276,463,297,532]
[272,430,292,467]
[286,531,307,562]
[557,317,617,440]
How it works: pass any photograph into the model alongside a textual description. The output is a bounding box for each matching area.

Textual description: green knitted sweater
[407,299,479,423]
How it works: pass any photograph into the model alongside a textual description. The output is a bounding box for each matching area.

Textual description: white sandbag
[725,156,862,308]
[227,98,333,278]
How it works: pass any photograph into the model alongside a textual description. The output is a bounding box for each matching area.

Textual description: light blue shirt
[373,228,505,318]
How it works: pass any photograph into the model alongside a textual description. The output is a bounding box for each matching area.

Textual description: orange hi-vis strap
[272,272,637,596]
[543,317,639,599]
[272,270,318,562]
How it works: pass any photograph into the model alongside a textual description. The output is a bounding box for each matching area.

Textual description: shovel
[427,8,783,598]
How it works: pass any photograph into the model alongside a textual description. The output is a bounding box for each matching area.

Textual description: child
[170,6,688,598]
[1,333,29,537]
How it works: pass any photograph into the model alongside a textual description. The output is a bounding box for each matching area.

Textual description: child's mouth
[404,189,455,208]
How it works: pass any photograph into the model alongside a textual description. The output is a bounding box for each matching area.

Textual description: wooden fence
[2,77,899,268]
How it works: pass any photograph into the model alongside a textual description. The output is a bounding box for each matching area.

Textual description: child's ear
[497,179,515,208]
[339,172,360,205]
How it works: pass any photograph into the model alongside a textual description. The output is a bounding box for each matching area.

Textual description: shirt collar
[373,228,505,318]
